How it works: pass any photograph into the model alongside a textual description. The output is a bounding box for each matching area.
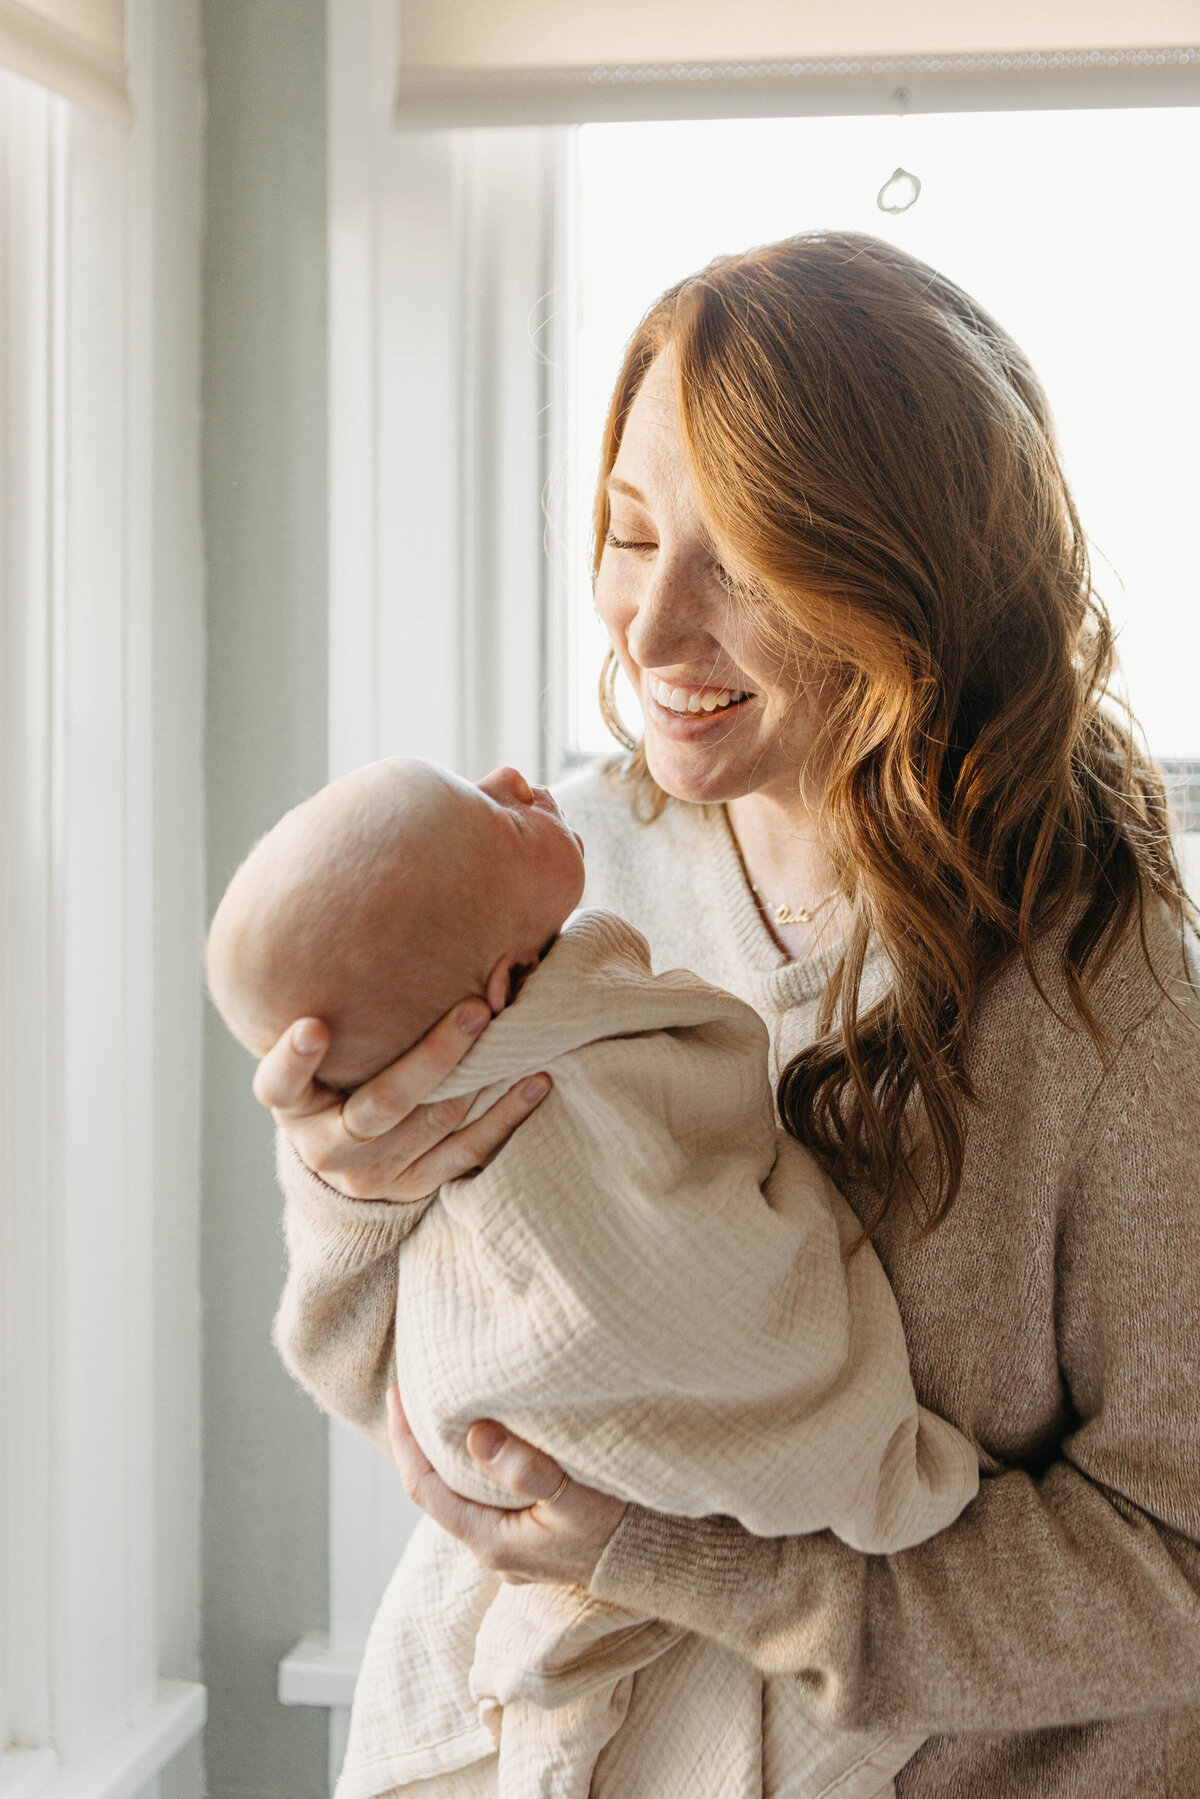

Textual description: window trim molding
[395,41,1200,129]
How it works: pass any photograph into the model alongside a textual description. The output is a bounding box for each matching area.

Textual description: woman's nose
[625,558,714,671]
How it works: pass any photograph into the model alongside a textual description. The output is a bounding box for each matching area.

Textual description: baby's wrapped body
[277,911,978,1799]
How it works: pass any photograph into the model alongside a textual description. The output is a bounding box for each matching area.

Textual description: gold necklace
[749,886,838,929]
[720,804,839,940]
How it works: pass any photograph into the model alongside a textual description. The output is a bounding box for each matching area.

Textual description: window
[312,26,1200,1766]
[566,108,1200,777]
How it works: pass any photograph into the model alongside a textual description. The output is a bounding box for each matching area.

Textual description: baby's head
[206,760,585,1090]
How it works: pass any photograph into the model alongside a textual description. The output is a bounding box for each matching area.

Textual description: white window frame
[324,8,571,793]
[292,3,1200,1777]
[0,3,205,1792]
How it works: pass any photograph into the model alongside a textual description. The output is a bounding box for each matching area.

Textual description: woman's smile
[643,673,757,735]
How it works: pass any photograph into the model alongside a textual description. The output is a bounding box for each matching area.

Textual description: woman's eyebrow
[605,476,647,503]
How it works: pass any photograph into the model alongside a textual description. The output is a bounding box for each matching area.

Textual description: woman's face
[593,350,834,812]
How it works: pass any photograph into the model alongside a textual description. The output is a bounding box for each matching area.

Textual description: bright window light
[565,107,1200,769]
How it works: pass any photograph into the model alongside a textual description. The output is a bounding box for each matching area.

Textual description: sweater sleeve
[270,1132,431,1456]
[590,993,1200,1734]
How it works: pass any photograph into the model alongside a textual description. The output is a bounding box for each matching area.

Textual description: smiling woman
[518,232,1200,1798]
[588,233,1193,1227]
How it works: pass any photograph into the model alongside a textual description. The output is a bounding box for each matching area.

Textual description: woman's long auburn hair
[594,231,1194,1233]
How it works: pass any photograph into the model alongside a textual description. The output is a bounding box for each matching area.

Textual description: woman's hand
[387,1387,627,1587]
[251,1002,551,1202]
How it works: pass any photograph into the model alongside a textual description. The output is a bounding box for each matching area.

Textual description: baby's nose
[482,764,534,805]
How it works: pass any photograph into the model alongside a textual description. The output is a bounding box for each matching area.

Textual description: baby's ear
[485,955,518,1014]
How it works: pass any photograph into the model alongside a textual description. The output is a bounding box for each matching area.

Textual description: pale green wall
[201,2,330,1790]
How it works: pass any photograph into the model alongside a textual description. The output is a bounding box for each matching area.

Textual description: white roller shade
[0,0,129,124]
[395,0,1200,125]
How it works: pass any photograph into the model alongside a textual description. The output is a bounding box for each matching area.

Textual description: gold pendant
[774,902,813,926]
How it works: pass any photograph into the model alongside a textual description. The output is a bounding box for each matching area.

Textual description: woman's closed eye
[605,528,744,597]
[605,531,656,553]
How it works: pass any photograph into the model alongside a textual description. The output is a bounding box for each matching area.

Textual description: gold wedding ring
[540,1471,570,1507]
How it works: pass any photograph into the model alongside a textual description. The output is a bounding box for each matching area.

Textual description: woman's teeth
[648,677,750,716]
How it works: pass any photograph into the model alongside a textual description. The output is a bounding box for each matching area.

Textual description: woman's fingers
[256,1000,549,1204]
[341,999,491,1142]
[389,1074,552,1197]
[301,1074,550,1204]
[252,1018,336,1116]
[288,1089,477,1201]
[277,1069,550,1208]
[387,1388,627,1588]
[466,1419,567,1504]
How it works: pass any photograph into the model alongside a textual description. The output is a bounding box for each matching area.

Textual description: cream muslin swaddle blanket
[332,912,978,1799]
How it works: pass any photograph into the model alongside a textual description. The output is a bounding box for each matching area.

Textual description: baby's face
[469,765,586,955]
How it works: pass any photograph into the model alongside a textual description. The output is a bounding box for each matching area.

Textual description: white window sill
[0,1683,205,1799]
[278,1637,361,1710]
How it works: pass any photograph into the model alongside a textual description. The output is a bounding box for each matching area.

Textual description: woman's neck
[725,789,850,963]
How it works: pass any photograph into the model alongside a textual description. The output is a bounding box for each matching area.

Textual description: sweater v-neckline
[699,801,864,1010]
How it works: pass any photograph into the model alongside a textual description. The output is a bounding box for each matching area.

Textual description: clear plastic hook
[877,167,922,214]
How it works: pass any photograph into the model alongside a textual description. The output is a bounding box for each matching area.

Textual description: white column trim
[326,0,388,778]
[0,1752,56,1799]
[0,13,204,1775]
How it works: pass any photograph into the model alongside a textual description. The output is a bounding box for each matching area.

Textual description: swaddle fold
[335,912,976,1799]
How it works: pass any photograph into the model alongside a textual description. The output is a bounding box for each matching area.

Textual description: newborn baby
[208,758,979,1799]
[206,759,587,1094]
